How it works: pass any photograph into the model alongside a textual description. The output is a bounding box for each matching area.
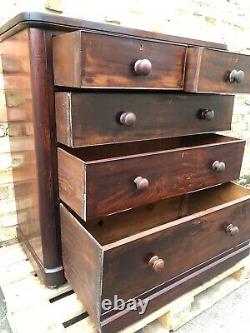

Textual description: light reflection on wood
[1,30,42,261]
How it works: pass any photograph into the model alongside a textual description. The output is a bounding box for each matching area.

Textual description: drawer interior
[65,133,240,162]
[84,183,249,245]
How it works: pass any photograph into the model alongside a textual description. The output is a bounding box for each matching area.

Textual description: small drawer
[53,31,186,89]
[57,134,245,220]
[60,183,250,332]
[185,47,250,93]
[55,92,234,147]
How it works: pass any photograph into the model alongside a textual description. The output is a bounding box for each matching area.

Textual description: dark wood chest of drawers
[1,12,250,333]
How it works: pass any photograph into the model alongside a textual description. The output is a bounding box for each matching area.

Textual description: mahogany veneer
[58,134,245,220]
[61,183,250,332]
[1,11,250,332]
[55,92,234,147]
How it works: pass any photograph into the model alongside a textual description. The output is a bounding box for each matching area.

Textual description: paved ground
[0,288,11,333]
[176,280,250,333]
[1,278,250,333]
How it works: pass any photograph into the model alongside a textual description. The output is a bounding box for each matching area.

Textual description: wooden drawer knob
[148,255,165,272]
[120,112,136,126]
[134,59,152,75]
[134,176,149,190]
[225,224,239,236]
[229,69,245,83]
[212,160,226,172]
[200,109,215,120]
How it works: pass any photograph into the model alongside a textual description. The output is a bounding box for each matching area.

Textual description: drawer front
[85,140,244,219]
[102,197,250,303]
[185,47,250,93]
[56,92,234,147]
[53,31,186,89]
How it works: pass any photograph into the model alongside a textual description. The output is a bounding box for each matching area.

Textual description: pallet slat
[1,243,249,333]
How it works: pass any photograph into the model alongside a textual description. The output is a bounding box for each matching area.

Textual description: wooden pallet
[0,243,249,333]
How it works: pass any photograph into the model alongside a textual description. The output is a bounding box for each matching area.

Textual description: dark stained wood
[102,195,250,303]
[53,31,187,89]
[60,204,103,322]
[55,92,234,147]
[185,47,250,93]
[29,28,63,277]
[1,28,65,287]
[1,29,42,278]
[57,134,245,220]
[85,183,250,245]
[60,183,250,331]
[100,245,250,333]
[0,12,228,50]
[57,148,85,218]
[1,13,248,332]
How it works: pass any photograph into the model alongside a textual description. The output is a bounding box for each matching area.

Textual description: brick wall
[1,0,250,244]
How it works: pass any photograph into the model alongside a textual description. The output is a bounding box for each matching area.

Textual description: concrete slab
[176,272,250,333]
[0,287,12,333]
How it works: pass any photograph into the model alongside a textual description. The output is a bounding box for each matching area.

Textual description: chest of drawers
[1,12,250,333]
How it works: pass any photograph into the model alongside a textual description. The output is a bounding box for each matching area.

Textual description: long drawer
[55,92,234,147]
[60,182,250,332]
[57,134,245,220]
[53,30,186,89]
[185,47,250,93]
[53,31,250,93]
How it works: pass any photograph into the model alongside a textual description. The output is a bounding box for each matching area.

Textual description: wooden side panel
[55,92,72,146]
[1,28,65,286]
[60,204,103,324]
[53,31,186,89]
[185,47,250,93]
[52,30,81,88]
[1,30,42,263]
[102,198,250,303]
[86,140,245,220]
[55,92,234,147]
[57,148,85,219]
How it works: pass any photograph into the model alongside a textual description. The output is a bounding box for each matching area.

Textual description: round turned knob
[134,59,152,75]
[134,176,149,190]
[120,112,136,126]
[148,256,165,272]
[200,109,215,121]
[225,224,240,236]
[229,69,245,83]
[212,160,226,172]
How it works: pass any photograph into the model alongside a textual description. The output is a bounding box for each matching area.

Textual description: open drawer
[58,134,245,220]
[185,47,250,93]
[60,182,250,331]
[55,92,234,147]
[53,30,186,89]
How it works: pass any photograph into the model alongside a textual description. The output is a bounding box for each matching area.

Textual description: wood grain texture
[55,92,234,147]
[185,47,250,93]
[100,246,250,333]
[0,12,228,50]
[57,148,85,219]
[1,28,65,287]
[60,184,250,331]
[60,203,103,322]
[53,31,186,89]
[102,196,250,303]
[1,29,43,276]
[85,183,250,245]
[57,134,245,220]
